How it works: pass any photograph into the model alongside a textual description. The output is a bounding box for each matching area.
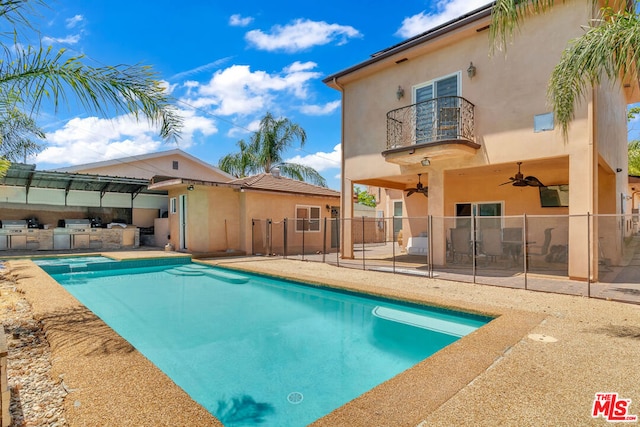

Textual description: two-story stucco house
[324,1,638,280]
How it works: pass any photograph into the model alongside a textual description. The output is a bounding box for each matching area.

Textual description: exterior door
[415,74,459,143]
[393,201,403,240]
[179,194,187,250]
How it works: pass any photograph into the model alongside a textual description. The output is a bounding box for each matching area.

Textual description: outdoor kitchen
[0,164,166,253]
[0,217,139,252]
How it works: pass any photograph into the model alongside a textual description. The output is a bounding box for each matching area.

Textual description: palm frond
[490,0,560,53]
[277,162,327,187]
[0,107,45,161]
[548,7,640,137]
[0,45,182,141]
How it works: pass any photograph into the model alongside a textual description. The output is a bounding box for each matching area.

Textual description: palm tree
[219,112,327,187]
[0,107,45,162]
[0,1,182,175]
[490,0,638,137]
[218,138,257,178]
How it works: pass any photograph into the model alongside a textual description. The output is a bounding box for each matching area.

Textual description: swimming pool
[45,258,490,426]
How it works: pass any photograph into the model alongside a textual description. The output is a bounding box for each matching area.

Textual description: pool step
[371,306,476,337]
[166,265,250,284]
[165,268,205,276]
[201,269,249,284]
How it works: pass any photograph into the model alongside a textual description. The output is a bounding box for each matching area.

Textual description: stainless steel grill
[61,219,91,231]
[0,220,28,250]
[53,219,92,249]
[0,220,28,232]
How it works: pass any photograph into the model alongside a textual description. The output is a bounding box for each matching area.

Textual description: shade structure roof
[0,163,166,196]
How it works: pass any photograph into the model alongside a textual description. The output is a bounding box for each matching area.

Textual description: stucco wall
[339,1,591,187]
[242,192,340,254]
[69,153,230,182]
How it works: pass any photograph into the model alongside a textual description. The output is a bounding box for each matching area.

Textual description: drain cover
[287,392,303,404]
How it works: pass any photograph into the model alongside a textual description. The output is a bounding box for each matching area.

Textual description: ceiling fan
[405,174,428,197]
[499,162,544,187]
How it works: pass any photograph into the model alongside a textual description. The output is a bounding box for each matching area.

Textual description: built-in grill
[0,220,28,250]
[60,218,91,231]
[54,219,92,249]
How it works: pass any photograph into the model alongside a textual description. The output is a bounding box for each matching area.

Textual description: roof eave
[323,2,494,87]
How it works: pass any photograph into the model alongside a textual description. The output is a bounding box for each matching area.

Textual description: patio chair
[480,228,504,264]
[450,228,472,262]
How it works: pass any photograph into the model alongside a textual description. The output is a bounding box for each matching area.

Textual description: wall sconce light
[396,85,405,100]
[326,204,330,211]
[467,62,476,78]
[187,185,194,191]
[616,168,623,173]
[408,147,415,155]
[421,157,430,166]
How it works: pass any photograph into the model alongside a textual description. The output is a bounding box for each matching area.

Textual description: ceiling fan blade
[421,189,428,197]
[524,176,544,187]
[499,180,514,186]
[406,190,415,196]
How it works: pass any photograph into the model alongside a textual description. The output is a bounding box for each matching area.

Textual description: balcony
[383,96,479,165]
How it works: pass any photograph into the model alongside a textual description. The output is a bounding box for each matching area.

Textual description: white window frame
[295,205,321,232]
[455,201,504,229]
[413,71,462,144]
[170,197,177,214]
[413,71,461,102]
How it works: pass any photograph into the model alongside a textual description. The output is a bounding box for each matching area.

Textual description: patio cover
[0,163,166,197]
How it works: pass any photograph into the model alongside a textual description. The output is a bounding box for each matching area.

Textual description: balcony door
[414,73,460,143]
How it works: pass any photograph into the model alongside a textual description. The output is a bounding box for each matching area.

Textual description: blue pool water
[45,259,490,426]
[33,255,114,267]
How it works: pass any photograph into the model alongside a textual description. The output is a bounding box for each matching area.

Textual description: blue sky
[24,0,638,190]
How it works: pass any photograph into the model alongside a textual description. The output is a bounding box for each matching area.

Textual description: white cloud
[65,15,84,29]
[37,110,217,165]
[300,100,341,116]
[245,19,361,52]
[42,34,81,45]
[396,0,492,38]
[285,143,341,172]
[181,61,322,116]
[229,14,254,27]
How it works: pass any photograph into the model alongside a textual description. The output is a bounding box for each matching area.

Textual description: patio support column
[428,168,446,266]
[568,102,597,280]
[342,178,354,258]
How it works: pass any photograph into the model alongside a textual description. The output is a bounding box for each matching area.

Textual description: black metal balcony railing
[386,96,475,150]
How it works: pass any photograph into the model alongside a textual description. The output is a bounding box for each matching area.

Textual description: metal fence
[251,214,640,304]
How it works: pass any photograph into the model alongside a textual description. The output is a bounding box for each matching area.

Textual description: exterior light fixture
[187,185,194,191]
[421,158,430,166]
[396,85,405,100]
[467,62,476,78]
[616,168,623,173]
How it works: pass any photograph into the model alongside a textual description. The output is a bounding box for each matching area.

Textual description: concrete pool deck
[5,251,640,426]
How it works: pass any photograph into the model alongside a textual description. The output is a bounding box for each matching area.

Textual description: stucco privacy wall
[240,191,340,254]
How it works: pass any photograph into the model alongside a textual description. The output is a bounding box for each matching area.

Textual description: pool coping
[9,252,544,426]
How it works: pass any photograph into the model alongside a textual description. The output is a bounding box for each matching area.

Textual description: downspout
[333,77,348,259]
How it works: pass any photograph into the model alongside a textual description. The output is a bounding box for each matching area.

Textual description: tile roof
[229,173,340,198]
